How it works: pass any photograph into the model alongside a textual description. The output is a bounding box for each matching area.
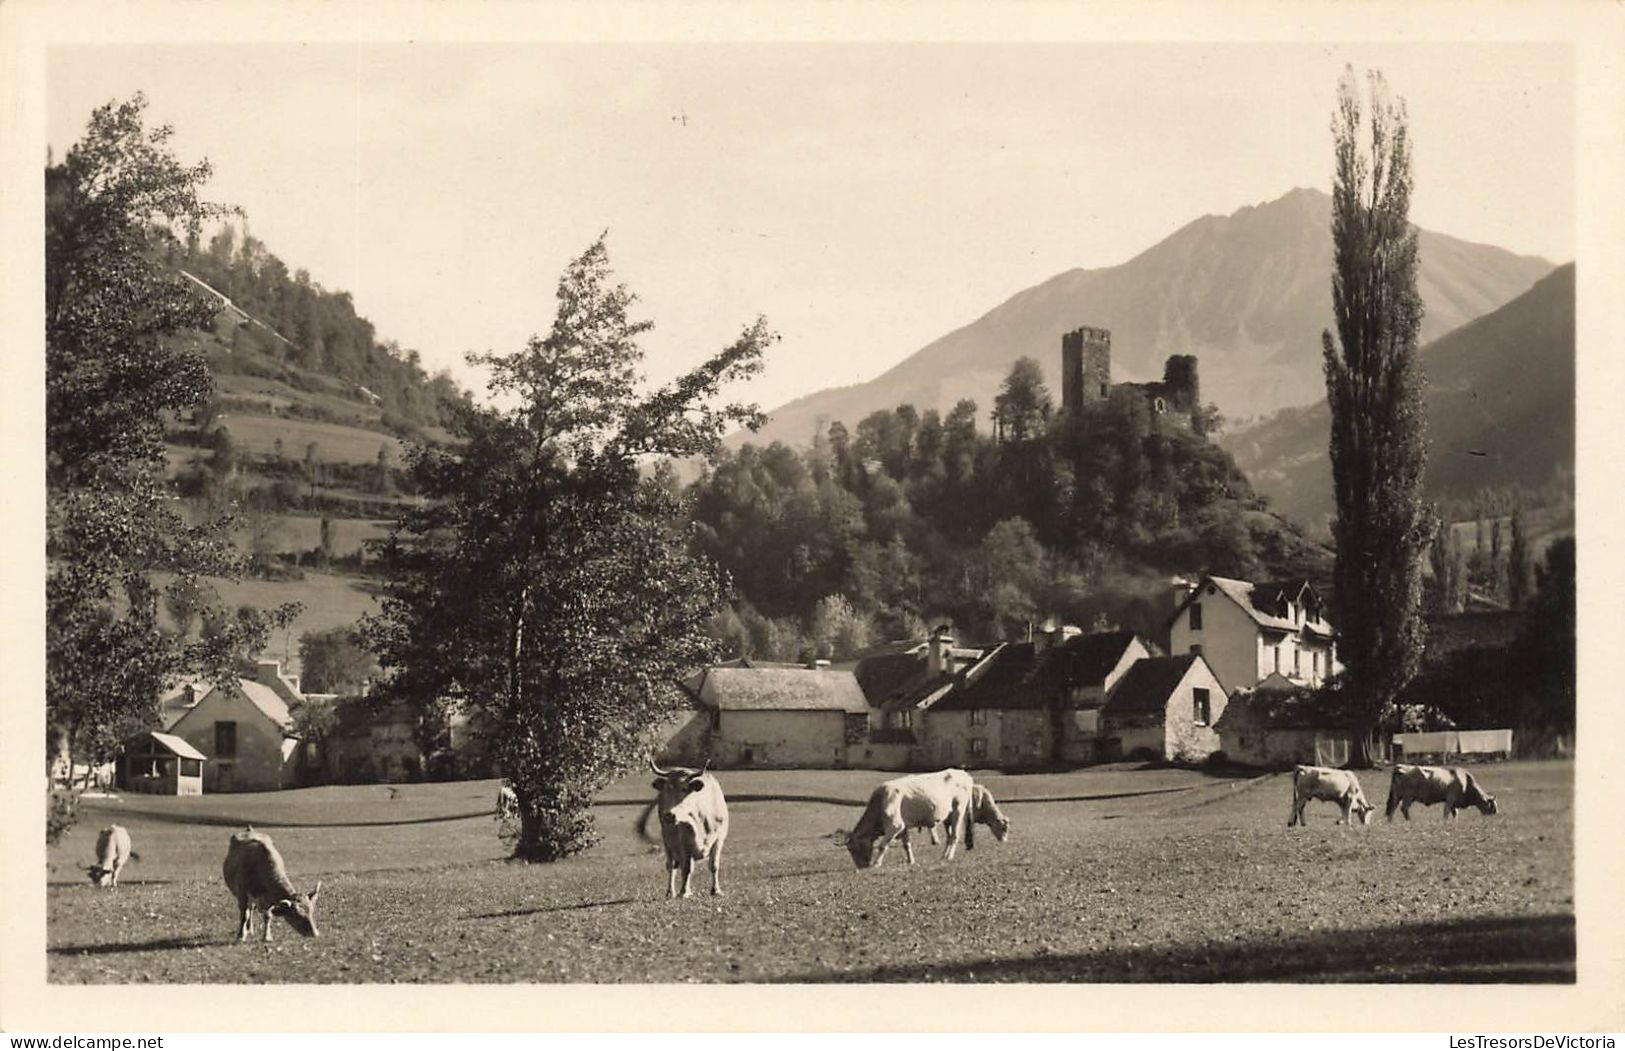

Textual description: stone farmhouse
[160,659,324,792]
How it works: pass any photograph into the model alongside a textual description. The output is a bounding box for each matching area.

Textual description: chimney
[927,625,956,678]
[1171,576,1196,614]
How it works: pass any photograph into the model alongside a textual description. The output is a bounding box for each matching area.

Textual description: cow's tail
[1384,767,1401,820]
[634,801,658,843]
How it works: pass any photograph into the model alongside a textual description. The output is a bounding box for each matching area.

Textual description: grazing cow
[496,782,518,820]
[642,760,729,899]
[1386,764,1499,820]
[86,825,136,888]
[916,784,1013,849]
[843,769,988,869]
[1287,765,1376,827]
[222,827,322,942]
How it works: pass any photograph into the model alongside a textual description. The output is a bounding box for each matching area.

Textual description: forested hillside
[691,361,1332,659]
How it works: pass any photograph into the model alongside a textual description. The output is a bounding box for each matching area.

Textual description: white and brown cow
[86,825,136,888]
[843,769,1003,868]
[222,827,322,942]
[1287,765,1376,827]
[643,759,729,899]
[1386,764,1499,820]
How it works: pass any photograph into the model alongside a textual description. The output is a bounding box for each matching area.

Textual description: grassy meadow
[47,761,1573,984]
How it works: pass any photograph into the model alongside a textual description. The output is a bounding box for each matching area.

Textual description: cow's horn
[698,758,710,775]
[649,757,671,776]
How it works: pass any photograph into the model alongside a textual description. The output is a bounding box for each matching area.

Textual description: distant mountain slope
[1220,264,1575,532]
[745,188,1554,448]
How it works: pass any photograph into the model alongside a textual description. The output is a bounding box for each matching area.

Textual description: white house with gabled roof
[165,660,308,792]
[1168,576,1341,697]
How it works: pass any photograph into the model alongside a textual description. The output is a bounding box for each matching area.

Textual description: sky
[46,41,1575,413]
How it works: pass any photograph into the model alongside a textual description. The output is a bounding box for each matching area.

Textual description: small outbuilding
[115,731,206,795]
[661,663,872,769]
[1213,673,1364,768]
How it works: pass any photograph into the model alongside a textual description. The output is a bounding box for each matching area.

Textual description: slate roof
[1173,576,1336,636]
[1040,631,1141,691]
[237,680,295,730]
[1101,655,1201,720]
[697,667,870,714]
[851,640,988,711]
[933,642,1046,711]
[125,731,208,761]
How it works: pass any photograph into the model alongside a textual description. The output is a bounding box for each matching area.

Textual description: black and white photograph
[3,0,1622,1034]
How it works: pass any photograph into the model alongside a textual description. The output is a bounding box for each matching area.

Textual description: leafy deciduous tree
[366,237,772,860]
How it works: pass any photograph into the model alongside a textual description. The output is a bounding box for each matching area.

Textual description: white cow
[844,769,1010,869]
[496,782,518,820]
[222,827,322,942]
[643,760,729,899]
[86,825,136,888]
[1386,764,1499,820]
[1287,765,1376,827]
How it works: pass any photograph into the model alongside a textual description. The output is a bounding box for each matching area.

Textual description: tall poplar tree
[1321,68,1435,763]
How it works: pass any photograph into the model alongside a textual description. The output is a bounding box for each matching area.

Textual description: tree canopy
[46,94,298,818]
[366,236,773,860]
[1321,67,1434,761]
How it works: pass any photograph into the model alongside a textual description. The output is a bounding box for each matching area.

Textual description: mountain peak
[738,190,1556,448]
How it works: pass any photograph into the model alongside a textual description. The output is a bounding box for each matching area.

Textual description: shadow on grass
[785,913,1575,984]
[51,933,226,956]
[465,898,641,920]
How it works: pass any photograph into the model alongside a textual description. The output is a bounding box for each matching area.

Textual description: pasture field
[47,762,1573,984]
[217,413,407,466]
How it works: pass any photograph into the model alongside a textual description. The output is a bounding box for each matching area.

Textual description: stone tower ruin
[1061,326,1112,416]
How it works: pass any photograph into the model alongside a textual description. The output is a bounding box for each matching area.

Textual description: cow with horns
[639,759,729,899]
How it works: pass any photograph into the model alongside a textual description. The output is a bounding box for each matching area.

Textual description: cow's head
[269,881,322,937]
[840,829,884,870]
[973,785,1012,842]
[1475,792,1499,816]
[85,864,113,888]
[650,759,712,836]
[1353,798,1377,825]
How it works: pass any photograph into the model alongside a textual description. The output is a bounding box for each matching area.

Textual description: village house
[1213,672,1363,768]
[1098,653,1228,763]
[164,660,311,792]
[1168,576,1341,697]
[659,660,872,769]
[321,696,424,784]
[849,626,1161,770]
[114,730,206,795]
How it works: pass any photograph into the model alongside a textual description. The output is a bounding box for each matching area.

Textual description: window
[179,759,201,778]
[1153,397,1166,413]
[1189,644,1203,657]
[1099,383,1108,397]
[886,709,913,730]
[969,738,988,758]
[969,709,987,726]
[214,721,237,758]
[1189,603,1203,630]
[1192,688,1211,726]
[1312,651,1321,679]
[1273,646,1281,673]
[1293,648,1301,677]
